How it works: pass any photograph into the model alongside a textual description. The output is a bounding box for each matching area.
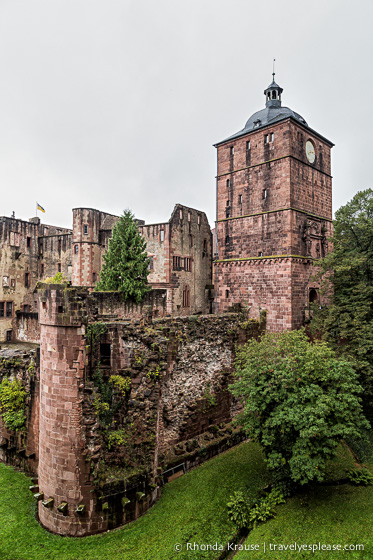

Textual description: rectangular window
[25,272,30,288]
[74,244,79,254]
[40,264,44,276]
[100,343,111,367]
[179,209,183,220]
[187,212,191,222]
[263,189,267,200]
[10,279,15,288]
[0,303,4,318]
[27,237,31,248]
[271,133,274,142]
[6,302,12,318]
[264,134,269,144]
[246,141,250,150]
[83,224,88,235]
[185,258,191,272]
[225,289,229,299]
[2,276,9,287]
[239,194,243,204]
[57,263,61,272]
[160,230,164,242]
[230,146,234,156]
[23,304,29,313]
[6,330,12,342]
[148,256,154,271]
[203,239,207,257]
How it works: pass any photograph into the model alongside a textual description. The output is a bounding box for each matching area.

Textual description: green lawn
[0,442,268,560]
[234,445,373,560]
[1,441,372,560]
[234,484,373,560]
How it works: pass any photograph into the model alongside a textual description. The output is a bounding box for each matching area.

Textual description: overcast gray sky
[0,0,371,229]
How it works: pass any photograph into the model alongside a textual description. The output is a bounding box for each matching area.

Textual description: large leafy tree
[231,330,369,485]
[95,210,150,302]
[311,189,373,420]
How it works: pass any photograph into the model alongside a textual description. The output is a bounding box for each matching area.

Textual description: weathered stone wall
[32,285,262,536]
[15,312,40,343]
[0,344,39,475]
[0,216,72,342]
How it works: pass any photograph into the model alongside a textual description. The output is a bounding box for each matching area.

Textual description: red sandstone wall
[215,116,333,330]
[37,286,106,536]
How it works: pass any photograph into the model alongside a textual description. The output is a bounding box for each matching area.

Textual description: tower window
[179,209,183,220]
[264,134,269,144]
[57,263,61,272]
[226,179,230,188]
[226,200,230,207]
[239,194,242,204]
[83,224,88,235]
[148,256,154,270]
[271,133,274,142]
[246,141,250,150]
[263,189,267,200]
[230,146,234,156]
[160,230,164,242]
[27,237,31,248]
[258,251,263,257]
[188,212,191,222]
[25,272,30,288]
[74,244,79,254]
[225,289,229,299]
[272,91,276,99]
[225,236,230,246]
[40,264,44,275]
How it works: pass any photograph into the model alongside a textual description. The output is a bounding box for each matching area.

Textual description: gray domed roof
[214,77,309,146]
[245,105,307,130]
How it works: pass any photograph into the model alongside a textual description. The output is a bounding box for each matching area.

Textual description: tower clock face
[306,140,316,163]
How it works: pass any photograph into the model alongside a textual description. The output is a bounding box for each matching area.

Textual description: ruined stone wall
[168,205,212,315]
[0,344,39,475]
[0,216,72,342]
[15,312,40,343]
[32,285,262,536]
[39,233,72,281]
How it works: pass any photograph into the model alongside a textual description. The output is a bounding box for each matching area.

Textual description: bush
[347,467,373,486]
[0,378,27,431]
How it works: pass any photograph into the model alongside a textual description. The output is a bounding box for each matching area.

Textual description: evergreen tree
[95,210,150,302]
[311,189,373,420]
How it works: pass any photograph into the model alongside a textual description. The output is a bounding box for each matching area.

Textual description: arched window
[182,285,190,307]
[309,288,318,305]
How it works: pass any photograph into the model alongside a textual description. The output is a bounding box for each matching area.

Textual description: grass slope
[0,442,268,560]
[234,444,373,560]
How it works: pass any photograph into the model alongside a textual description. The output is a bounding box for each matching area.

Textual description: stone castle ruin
[0,77,333,535]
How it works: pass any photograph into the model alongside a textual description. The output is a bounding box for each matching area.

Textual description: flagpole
[36,202,38,219]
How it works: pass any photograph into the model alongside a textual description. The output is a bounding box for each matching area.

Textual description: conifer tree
[95,210,150,302]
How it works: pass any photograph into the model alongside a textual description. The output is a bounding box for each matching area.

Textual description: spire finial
[272,58,276,80]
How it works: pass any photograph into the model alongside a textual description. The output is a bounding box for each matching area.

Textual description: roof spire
[272,58,275,81]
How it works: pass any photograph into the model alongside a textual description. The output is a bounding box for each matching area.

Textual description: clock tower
[214,76,334,330]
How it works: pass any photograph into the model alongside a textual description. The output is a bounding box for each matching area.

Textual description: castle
[0,77,333,535]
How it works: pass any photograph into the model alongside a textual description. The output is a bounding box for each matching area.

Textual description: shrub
[0,378,27,431]
[347,467,373,486]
